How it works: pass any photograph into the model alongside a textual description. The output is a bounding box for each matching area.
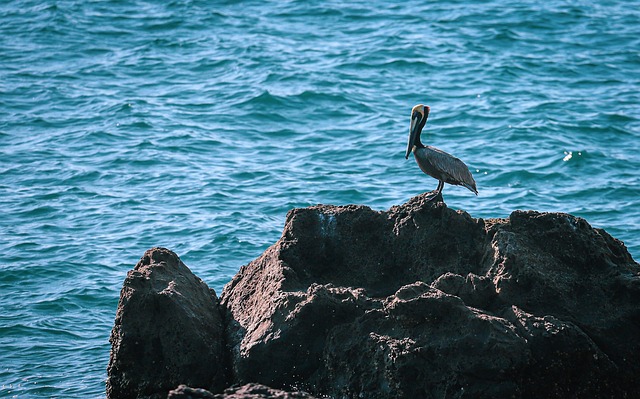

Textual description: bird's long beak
[405,112,421,159]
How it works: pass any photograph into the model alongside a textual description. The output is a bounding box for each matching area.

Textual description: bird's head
[406,104,430,159]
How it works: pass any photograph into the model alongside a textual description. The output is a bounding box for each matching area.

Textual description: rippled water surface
[1,0,639,397]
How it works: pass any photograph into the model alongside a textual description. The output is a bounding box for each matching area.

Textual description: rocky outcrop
[220,193,640,398]
[107,248,228,399]
[108,193,640,399]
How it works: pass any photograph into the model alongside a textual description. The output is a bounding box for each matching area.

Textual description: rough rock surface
[167,383,319,399]
[220,193,640,398]
[107,247,228,399]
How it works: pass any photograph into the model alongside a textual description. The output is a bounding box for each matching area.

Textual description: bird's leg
[434,181,444,202]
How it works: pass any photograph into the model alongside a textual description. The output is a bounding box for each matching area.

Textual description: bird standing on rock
[405,104,478,201]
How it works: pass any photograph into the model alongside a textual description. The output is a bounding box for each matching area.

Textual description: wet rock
[167,385,217,399]
[220,193,640,398]
[166,383,319,399]
[107,247,228,399]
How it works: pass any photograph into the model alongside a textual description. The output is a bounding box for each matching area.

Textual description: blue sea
[1,0,639,397]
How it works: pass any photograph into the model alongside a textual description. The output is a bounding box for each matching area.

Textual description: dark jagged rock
[107,194,639,398]
[220,193,640,398]
[107,248,228,399]
[167,383,319,399]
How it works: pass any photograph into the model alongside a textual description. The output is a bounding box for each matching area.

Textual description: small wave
[117,120,153,129]
[236,90,289,108]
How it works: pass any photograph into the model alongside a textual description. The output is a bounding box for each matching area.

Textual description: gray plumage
[405,104,477,197]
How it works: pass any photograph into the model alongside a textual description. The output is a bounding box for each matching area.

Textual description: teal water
[1,1,639,397]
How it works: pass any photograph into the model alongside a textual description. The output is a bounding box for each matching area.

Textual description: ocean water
[1,0,639,397]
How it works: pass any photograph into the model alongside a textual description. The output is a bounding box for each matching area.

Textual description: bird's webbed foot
[426,190,444,203]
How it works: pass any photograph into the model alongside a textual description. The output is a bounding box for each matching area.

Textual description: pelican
[405,104,477,200]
